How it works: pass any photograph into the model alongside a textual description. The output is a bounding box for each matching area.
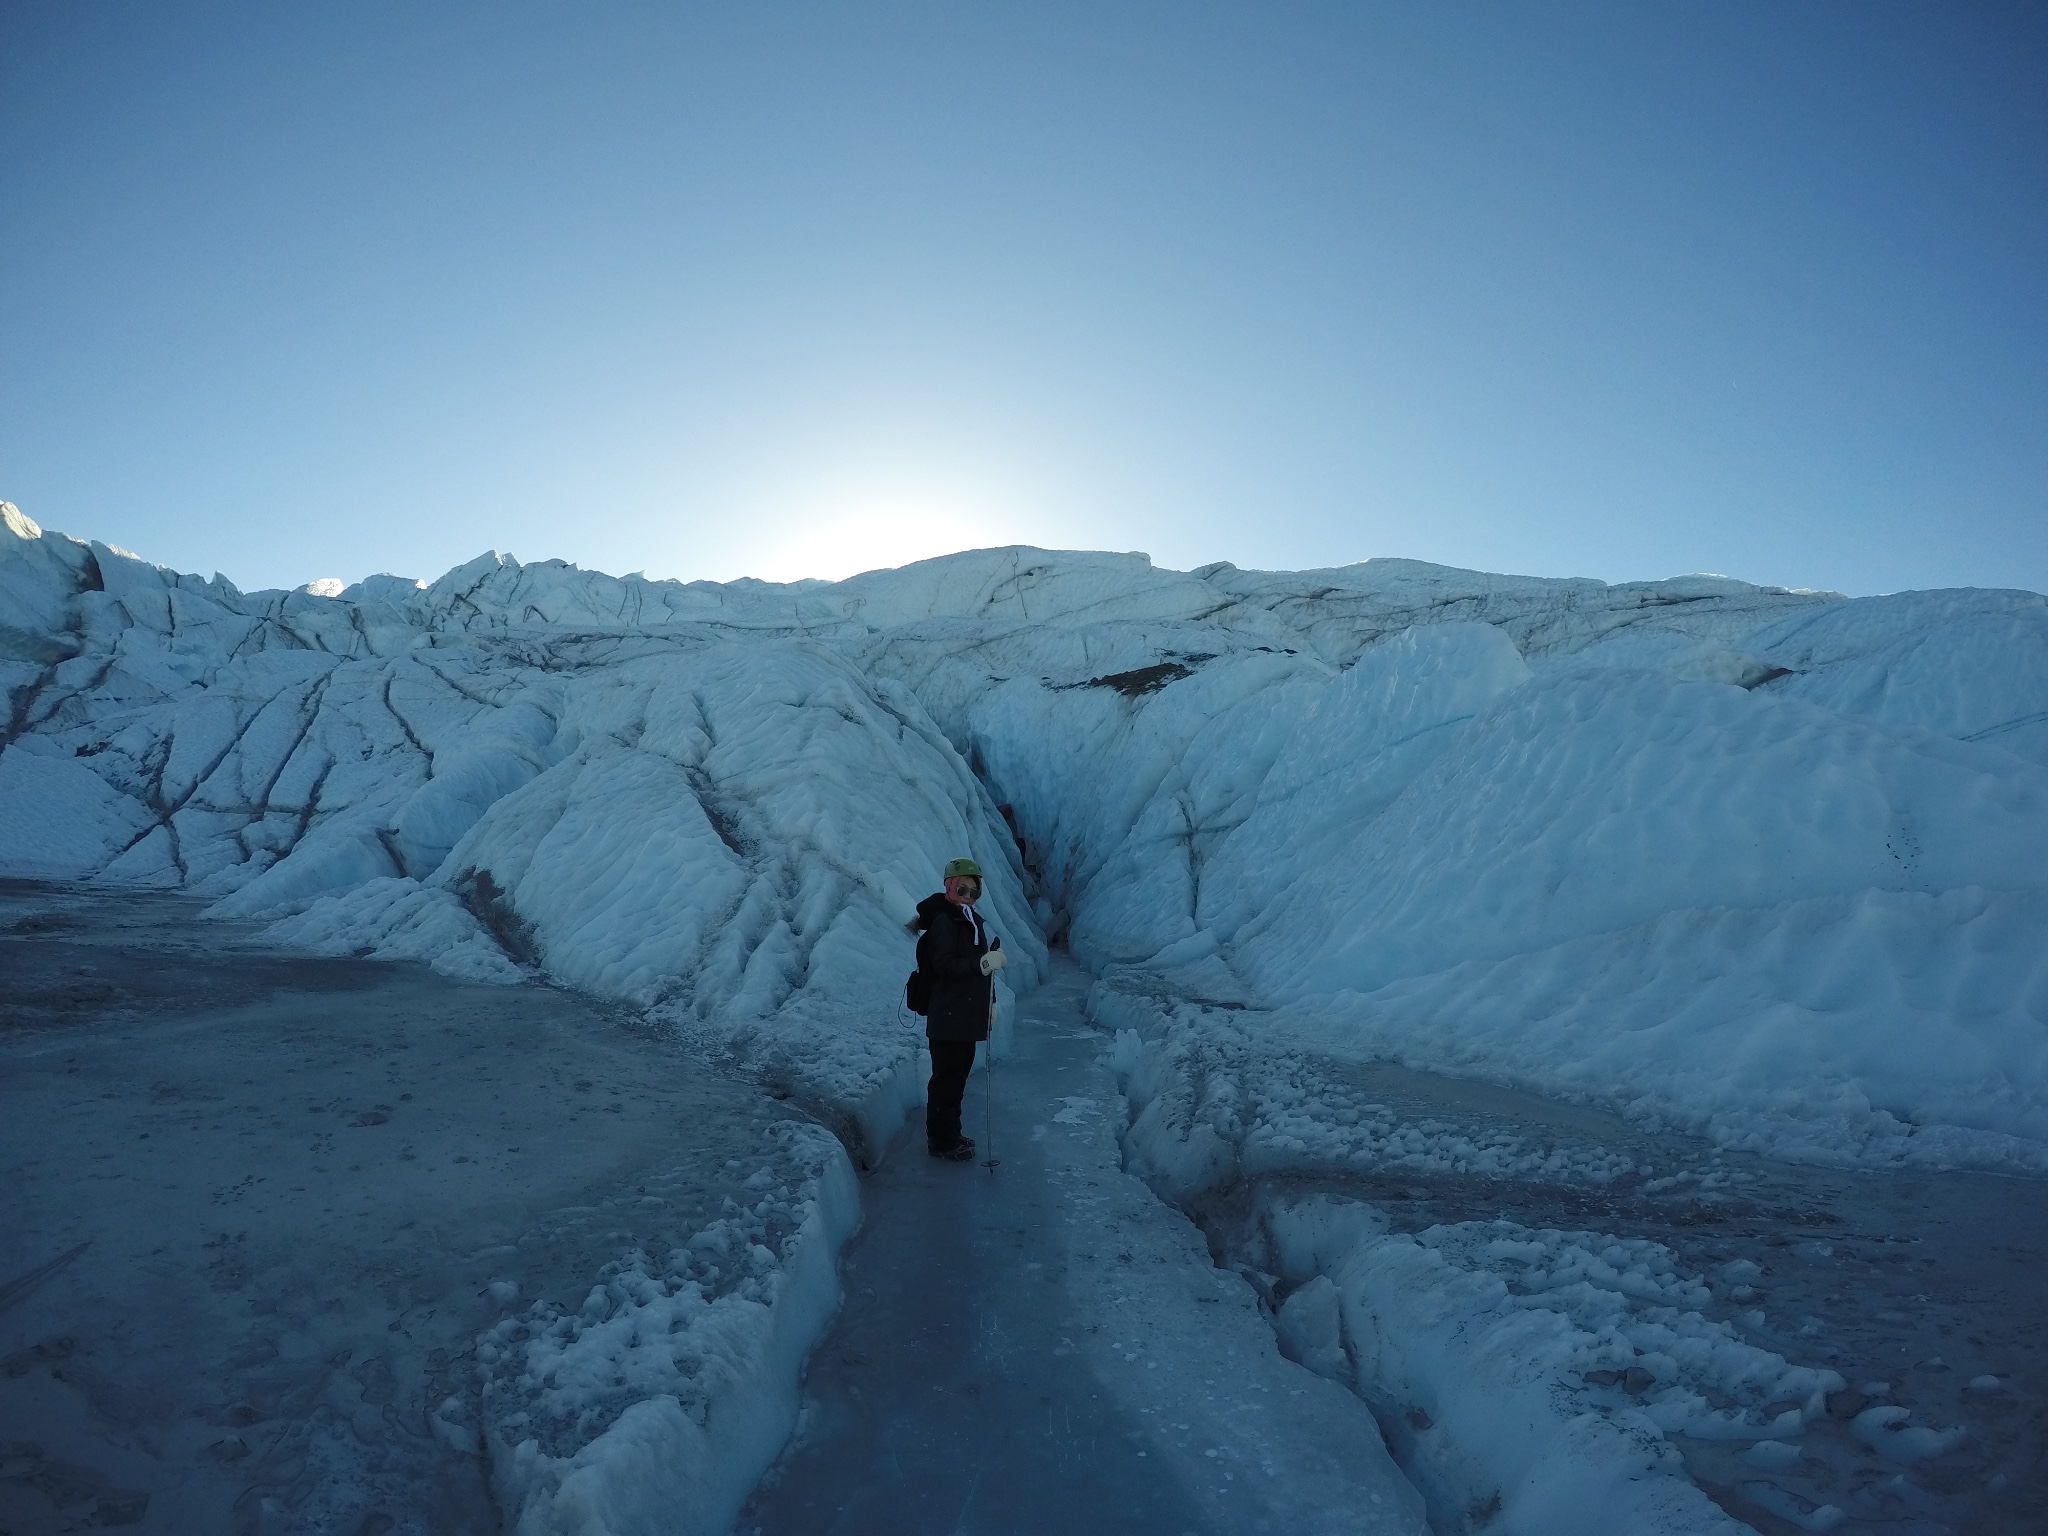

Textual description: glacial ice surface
[6,501,2047,1168]
[7,500,2048,1532]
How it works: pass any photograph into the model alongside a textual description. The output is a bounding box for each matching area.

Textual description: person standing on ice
[910,857,1005,1161]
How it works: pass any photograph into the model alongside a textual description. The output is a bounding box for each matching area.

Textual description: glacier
[6,500,2045,1170]
[5,498,2048,1533]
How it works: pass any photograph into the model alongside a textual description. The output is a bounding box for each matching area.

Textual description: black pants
[925,1038,978,1150]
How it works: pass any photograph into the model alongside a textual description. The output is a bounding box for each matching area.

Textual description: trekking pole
[983,984,1000,1172]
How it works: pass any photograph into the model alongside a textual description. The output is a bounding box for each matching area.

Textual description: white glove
[979,948,1007,976]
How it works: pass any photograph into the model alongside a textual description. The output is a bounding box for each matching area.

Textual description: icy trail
[739,958,1430,1535]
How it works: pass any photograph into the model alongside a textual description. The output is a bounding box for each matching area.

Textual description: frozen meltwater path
[739,958,1428,1536]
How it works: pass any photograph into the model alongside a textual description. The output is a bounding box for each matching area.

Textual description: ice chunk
[1851,1405,1966,1464]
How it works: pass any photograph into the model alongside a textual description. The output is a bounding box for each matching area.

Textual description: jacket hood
[912,892,956,930]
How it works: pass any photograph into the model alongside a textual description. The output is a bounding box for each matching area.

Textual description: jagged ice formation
[5,501,2048,1170]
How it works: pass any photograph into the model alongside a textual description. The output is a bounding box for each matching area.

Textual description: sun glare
[750,509,995,583]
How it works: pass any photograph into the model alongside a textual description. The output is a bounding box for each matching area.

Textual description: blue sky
[2,2,2042,595]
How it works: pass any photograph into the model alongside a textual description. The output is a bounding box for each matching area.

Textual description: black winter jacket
[912,893,995,1042]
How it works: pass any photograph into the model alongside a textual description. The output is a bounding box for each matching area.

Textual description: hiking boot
[928,1140,975,1161]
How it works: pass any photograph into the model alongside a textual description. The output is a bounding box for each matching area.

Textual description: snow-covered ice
[1099,972,2047,1532]
[7,498,2048,1532]
[0,885,854,1536]
[481,1115,858,1536]
[8,502,2047,1169]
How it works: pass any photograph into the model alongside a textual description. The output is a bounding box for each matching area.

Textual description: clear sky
[2,2,2042,596]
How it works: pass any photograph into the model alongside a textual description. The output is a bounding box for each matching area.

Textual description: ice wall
[0,504,1045,1161]
[941,607,2048,1167]
[6,501,2048,1167]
